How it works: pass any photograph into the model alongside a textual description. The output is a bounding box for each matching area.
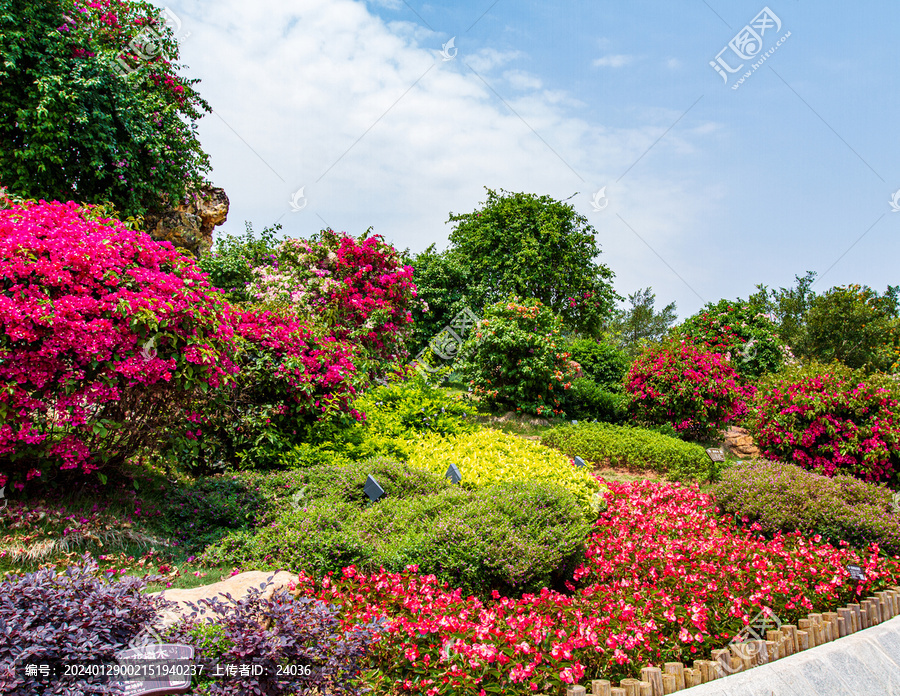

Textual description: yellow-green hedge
[407,429,607,513]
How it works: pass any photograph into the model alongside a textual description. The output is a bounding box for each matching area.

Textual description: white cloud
[463,47,522,74]
[503,69,542,91]
[164,0,718,313]
[592,54,633,68]
[666,57,681,69]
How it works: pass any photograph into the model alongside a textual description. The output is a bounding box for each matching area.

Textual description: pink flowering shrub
[290,480,900,693]
[0,201,240,490]
[167,305,364,470]
[247,228,419,372]
[747,362,900,483]
[624,341,746,440]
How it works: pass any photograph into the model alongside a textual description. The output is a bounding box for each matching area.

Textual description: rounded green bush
[565,337,632,389]
[202,480,592,598]
[562,378,628,423]
[711,459,900,555]
[406,429,606,513]
[540,422,712,482]
[456,297,579,418]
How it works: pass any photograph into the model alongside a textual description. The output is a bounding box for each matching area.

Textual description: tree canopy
[445,188,619,336]
[0,0,211,217]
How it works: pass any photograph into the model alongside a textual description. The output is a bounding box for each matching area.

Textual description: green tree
[801,285,900,373]
[607,287,677,354]
[402,244,478,354]
[446,188,619,336]
[748,271,817,351]
[0,0,211,217]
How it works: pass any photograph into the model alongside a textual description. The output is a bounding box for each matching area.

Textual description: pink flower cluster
[625,341,745,440]
[291,480,899,694]
[233,308,363,421]
[0,201,240,487]
[248,229,419,367]
[749,365,900,482]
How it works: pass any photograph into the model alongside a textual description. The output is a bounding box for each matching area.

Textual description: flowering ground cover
[290,479,900,694]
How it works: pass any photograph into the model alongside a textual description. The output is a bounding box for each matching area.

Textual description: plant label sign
[109,644,194,696]
[445,463,462,485]
[705,448,726,462]
[573,456,586,469]
[364,474,385,502]
[846,564,866,582]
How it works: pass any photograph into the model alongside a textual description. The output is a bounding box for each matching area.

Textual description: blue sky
[160,0,900,319]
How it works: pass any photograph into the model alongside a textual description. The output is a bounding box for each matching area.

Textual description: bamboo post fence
[553,586,900,696]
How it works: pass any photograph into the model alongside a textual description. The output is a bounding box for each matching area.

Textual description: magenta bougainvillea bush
[748,362,900,483]
[247,228,419,370]
[172,306,366,470]
[290,480,900,693]
[0,200,240,489]
[624,341,747,440]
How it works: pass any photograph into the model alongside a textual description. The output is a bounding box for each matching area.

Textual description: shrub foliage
[541,421,712,481]
[0,557,170,695]
[747,362,900,483]
[457,297,579,418]
[624,340,745,440]
[407,429,605,512]
[712,459,900,555]
[0,201,239,489]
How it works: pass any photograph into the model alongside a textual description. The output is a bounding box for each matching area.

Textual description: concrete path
[683,614,900,695]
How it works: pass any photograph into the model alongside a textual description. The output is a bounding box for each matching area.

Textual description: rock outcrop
[143,184,229,256]
[724,425,760,458]
[150,570,297,627]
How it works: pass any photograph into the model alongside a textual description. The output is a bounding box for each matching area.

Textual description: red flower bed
[292,480,900,694]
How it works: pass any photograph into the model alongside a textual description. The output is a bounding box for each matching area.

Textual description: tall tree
[607,287,677,354]
[0,0,211,217]
[402,244,476,354]
[445,188,619,336]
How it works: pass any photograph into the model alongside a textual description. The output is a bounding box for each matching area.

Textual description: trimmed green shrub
[257,457,454,509]
[712,459,900,555]
[540,422,712,481]
[566,337,631,389]
[407,429,606,512]
[202,480,592,597]
[562,378,628,423]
